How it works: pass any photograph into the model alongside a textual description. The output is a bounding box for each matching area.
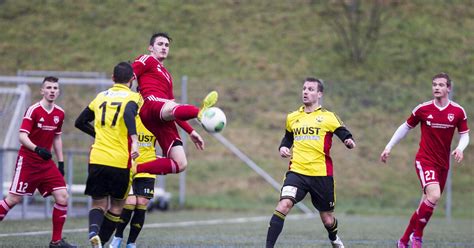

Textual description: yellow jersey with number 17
[286,106,344,176]
[89,84,142,169]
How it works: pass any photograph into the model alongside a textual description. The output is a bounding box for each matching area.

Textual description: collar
[298,105,322,113]
[112,84,131,91]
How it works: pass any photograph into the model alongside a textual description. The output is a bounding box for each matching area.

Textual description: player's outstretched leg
[198,90,218,120]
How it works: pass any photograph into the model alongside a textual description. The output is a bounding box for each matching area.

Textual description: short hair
[113,62,134,84]
[43,76,58,84]
[432,72,451,87]
[149,32,172,46]
[304,77,324,92]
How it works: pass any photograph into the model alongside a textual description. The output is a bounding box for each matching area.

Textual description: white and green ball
[200,107,226,133]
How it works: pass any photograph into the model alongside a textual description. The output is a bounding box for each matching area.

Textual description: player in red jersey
[132,32,218,176]
[0,77,77,248]
[380,73,469,248]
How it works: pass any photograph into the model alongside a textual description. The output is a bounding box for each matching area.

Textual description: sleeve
[334,126,353,142]
[176,119,194,134]
[19,108,34,134]
[455,132,469,152]
[280,115,294,149]
[406,105,421,128]
[75,107,96,138]
[124,101,139,135]
[327,112,344,133]
[457,107,469,134]
[384,123,411,150]
[132,55,146,78]
[279,130,294,149]
[55,112,64,135]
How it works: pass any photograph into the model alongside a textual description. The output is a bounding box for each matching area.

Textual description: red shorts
[9,155,66,197]
[414,159,448,193]
[140,100,181,157]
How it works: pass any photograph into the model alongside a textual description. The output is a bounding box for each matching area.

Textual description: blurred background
[0,0,473,220]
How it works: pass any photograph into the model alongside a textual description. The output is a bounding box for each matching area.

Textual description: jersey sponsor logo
[447,113,454,122]
[316,116,324,122]
[37,124,58,131]
[295,135,320,141]
[39,117,45,122]
[54,116,59,124]
[429,122,454,129]
[138,133,154,142]
[293,126,320,135]
[104,90,129,98]
[294,127,321,141]
[427,114,433,119]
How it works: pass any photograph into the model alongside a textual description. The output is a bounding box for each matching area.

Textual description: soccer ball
[200,107,226,133]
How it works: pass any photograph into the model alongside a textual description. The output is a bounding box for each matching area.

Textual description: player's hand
[279,147,291,158]
[190,130,204,150]
[58,161,65,176]
[131,141,139,160]
[344,138,356,149]
[380,149,391,163]
[35,146,52,160]
[451,149,464,163]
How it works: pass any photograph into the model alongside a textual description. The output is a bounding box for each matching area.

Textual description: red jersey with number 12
[18,102,65,164]
[406,100,469,169]
[132,54,174,100]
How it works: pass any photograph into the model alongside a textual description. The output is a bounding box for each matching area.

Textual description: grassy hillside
[0,0,473,217]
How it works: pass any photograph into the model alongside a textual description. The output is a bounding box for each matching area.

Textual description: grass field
[0,210,473,247]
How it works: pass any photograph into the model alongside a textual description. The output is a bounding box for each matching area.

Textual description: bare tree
[318,0,400,63]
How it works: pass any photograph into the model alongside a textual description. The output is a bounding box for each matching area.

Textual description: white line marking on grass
[0,213,316,238]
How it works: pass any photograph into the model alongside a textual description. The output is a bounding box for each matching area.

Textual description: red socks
[413,199,436,238]
[52,203,68,242]
[0,199,12,221]
[400,211,418,243]
[137,158,179,175]
[172,105,199,121]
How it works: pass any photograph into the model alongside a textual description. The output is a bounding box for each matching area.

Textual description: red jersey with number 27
[406,100,469,169]
[18,102,65,164]
[132,54,174,100]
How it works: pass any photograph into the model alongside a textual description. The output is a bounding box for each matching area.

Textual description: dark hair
[113,62,134,84]
[149,32,172,45]
[432,72,451,87]
[304,77,324,92]
[43,76,58,84]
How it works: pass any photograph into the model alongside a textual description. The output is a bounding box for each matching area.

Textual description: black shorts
[85,164,132,200]
[132,177,155,199]
[280,171,335,212]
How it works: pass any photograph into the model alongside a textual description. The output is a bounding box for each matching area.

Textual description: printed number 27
[424,170,435,181]
[99,101,122,127]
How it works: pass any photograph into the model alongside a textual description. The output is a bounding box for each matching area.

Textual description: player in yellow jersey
[109,118,158,248]
[75,62,141,248]
[266,78,356,248]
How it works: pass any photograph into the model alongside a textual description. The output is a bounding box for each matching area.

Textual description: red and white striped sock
[0,199,12,221]
[51,203,68,242]
[413,199,436,238]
